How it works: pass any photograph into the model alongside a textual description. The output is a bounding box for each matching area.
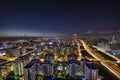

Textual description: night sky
[0,0,120,35]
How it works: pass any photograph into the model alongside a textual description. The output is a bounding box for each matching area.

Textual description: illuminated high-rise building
[41,61,53,77]
[20,46,26,53]
[66,60,80,77]
[45,53,54,63]
[23,59,43,80]
[24,60,36,80]
[36,45,42,52]
[14,54,31,78]
[73,33,77,43]
[84,61,98,80]
[6,48,20,57]
[14,60,24,77]
[112,35,116,44]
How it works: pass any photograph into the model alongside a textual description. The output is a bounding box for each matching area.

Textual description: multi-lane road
[93,45,120,63]
[80,39,120,79]
[0,47,37,78]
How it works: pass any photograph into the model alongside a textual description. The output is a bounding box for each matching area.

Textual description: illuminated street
[80,40,120,79]
[0,0,120,80]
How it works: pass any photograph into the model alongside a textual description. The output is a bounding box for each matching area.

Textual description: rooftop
[24,61,34,68]
[24,59,40,68]
[85,62,97,70]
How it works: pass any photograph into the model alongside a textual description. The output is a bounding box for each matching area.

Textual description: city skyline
[0,1,120,79]
[0,34,120,80]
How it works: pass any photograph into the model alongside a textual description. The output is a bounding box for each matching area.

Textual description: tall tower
[73,33,77,43]
[112,35,116,44]
[23,34,26,42]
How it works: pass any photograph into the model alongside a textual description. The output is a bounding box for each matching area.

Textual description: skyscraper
[14,60,24,77]
[84,62,98,80]
[45,53,54,63]
[24,59,40,80]
[41,61,53,77]
[66,60,80,77]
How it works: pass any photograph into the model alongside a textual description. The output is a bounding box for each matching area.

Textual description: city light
[0,0,120,79]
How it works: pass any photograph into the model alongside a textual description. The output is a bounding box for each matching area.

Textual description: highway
[80,39,120,79]
[2,65,13,77]
[77,41,81,56]
[93,45,120,63]
[77,41,82,60]
[21,47,37,56]
[0,47,37,78]
[86,58,118,63]
[0,48,37,62]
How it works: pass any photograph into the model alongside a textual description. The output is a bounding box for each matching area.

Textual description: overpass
[80,39,120,79]
[0,48,37,80]
[93,45,120,63]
